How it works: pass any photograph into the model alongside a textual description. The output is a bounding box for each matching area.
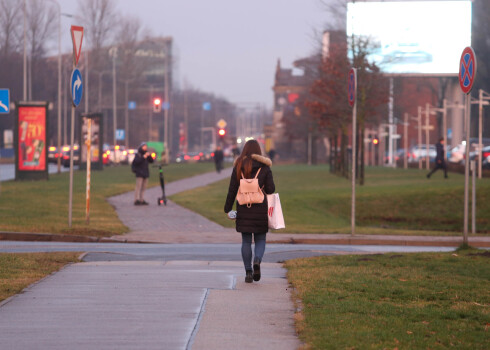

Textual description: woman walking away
[224,140,275,283]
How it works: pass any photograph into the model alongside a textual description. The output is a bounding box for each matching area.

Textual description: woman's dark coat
[224,154,275,233]
[132,145,154,178]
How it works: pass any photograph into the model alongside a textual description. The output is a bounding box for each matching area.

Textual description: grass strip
[0,252,81,303]
[0,163,215,236]
[285,249,490,349]
[170,164,490,235]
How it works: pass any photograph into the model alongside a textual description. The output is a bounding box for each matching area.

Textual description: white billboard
[346,1,472,75]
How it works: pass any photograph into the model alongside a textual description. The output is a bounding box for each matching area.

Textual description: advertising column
[15,102,49,180]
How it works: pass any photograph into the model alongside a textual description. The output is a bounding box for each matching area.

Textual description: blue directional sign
[116,129,125,141]
[0,89,10,114]
[162,101,170,110]
[70,68,83,107]
[128,101,137,110]
[202,102,211,111]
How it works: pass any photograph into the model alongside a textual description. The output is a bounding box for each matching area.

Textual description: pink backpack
[236,168,264,208]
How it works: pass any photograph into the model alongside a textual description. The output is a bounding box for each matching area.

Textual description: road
[0,163,73,181]
[0,241,456,262]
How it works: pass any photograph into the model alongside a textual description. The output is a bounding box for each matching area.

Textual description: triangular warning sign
[70,25,84,66]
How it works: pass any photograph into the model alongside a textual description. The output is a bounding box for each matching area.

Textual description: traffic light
[372,137,379,145]
[153,98,162,113]
[218,128,226,138]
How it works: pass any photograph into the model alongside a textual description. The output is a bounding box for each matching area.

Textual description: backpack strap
[241,167,262,180]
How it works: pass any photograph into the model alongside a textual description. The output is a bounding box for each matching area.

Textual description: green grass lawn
[170,165,490,235]
[0,252,81,302]
[0,162,215,236]
[285,248,490,349]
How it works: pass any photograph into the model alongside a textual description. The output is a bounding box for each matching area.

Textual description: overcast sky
[59,0,332,109]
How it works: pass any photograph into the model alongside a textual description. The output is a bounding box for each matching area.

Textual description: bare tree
[0,0,22,55]
[26,0,56,59]
[77,0,118,61]
[25,0,56,99]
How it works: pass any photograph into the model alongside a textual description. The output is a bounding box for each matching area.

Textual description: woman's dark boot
[245,270,253,283]
[253,257,261,281]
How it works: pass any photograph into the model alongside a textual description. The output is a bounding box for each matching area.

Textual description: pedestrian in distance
[427,137,448,179]
[131,142,154,205]
[224,139,275,283]
[214,145,224,173]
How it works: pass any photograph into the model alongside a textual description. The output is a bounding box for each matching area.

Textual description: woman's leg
[241,233,253,271]
[253,233,267,262]
[252,233,266,282]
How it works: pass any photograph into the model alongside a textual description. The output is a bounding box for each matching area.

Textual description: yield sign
[70,25,84,66]
[459,46,476,94]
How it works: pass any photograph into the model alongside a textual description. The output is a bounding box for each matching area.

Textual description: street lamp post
[44,0,62,173]
[109,47,118,146]
[23,0,27,101]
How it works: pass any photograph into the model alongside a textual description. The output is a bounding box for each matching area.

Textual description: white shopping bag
[267,193,285,229]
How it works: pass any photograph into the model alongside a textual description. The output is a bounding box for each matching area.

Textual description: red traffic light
[372,138,379,145]
[153,98,162,112]
[218,128,226,136]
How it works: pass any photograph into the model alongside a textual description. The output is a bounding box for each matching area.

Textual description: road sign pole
[471,160,476,234]
[478,89,483,179]
[86,118,91,225]
[459,46,476,244]
[463,93,470,243]
[425,103,430,170]
[68,96,75,227]
[68,25,84,228]
[348,68,357,236]
[418,107,422,169]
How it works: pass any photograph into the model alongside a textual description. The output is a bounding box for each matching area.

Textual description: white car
[408,145,436,163]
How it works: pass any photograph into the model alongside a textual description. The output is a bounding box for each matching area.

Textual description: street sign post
[348,68,357,236]
[0,89,10,114]
[459,46,477,245]
[68,25,84,228]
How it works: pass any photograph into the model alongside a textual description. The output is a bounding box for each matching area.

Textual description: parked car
[61,145,80,167]
[104,145,127,165]
[408,145,436,163]
[48,146,61,163]
[127,149,137,164]
[175,152,203,163]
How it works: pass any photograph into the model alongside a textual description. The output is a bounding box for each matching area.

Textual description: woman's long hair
[235,139,262,182]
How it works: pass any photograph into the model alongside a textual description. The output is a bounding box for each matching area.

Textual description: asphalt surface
[0,167,487,349]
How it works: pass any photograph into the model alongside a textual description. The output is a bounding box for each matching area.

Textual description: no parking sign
[459,47,476,94]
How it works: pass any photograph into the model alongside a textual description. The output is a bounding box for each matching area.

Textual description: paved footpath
[0,169,301,350]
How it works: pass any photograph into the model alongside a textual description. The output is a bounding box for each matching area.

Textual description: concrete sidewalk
[0,260,299,350]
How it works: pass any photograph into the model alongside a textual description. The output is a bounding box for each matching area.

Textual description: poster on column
[15,102,49,180]
[79,113,103,171]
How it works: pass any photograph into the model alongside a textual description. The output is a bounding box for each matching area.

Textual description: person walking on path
[224,139,275,283]
[132,142,154,205]
[213,146,224,173]
[427,138,448,179]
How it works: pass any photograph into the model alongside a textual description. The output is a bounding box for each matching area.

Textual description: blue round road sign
[70,68,83,107]
[459,47,476,94]
[348,68,356,107]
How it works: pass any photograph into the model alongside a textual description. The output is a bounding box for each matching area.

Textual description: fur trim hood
[233,154,272,167]
[251,154,272,166]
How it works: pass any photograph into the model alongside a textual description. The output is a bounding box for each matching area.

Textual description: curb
[1,231,489,248]
[269,237,490,248]
[0,231,144,244]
